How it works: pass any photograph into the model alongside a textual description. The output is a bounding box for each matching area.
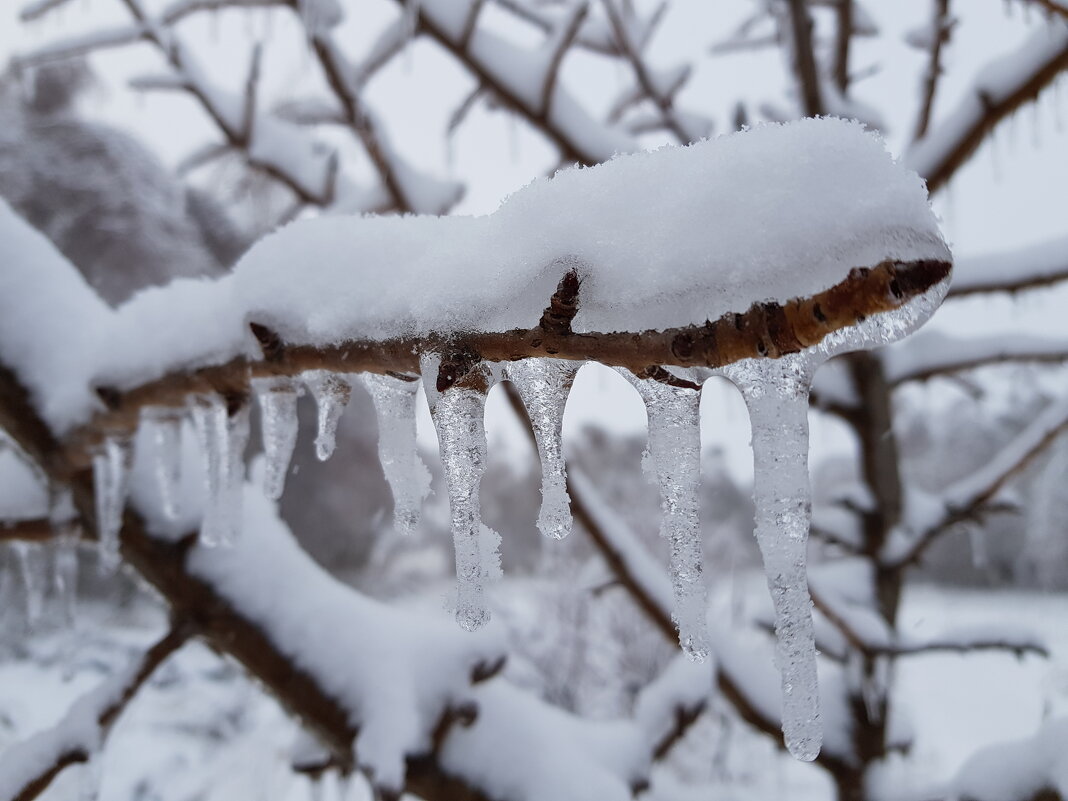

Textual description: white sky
[2,0,1067,481]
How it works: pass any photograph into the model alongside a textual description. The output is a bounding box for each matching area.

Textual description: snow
[234,117,947,348]
[619,369,709,662]
[881,330,1068,385]
[182,467,505,793]
[505,359,578,540]
[948,718,1068,801]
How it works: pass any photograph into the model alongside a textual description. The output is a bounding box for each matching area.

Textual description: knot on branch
[437,348,482,393]
[250,322,284,361]
[539,266,582,337]
[642,365,701,391]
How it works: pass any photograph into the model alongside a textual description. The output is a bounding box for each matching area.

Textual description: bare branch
[241,42,264,142]
[912,0,953,141]
[884,333,1068,386]
[886,397,1068,569]
[1012,0,1068,21]
[0,518,57,543]
[539,2,590,117]
[0,625,190,801]
[785,0,825,116]
[833,0,854,94]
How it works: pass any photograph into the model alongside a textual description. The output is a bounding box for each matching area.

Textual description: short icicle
[722,353,822,761]
[361,373,431,534]
[422,354,496,631]
[618,368,710,662]
[305,372,352,461]
[505,359,580,540]
[92,435,131,573]
[223,400,251,544]
[140,406,183,520]
[253,377,301,500]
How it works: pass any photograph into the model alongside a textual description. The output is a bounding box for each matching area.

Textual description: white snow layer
[949,718,1068,801]
[0,119,947,434]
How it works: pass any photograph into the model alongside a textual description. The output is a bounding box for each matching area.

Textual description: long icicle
[92,435,131,573]
[619,368,709,662]
[505,359,580,540]
[423,356,495,631]
[722,353,822,761]
[224,400,251,544]
[189,394,229,547]
[361,373,431,534]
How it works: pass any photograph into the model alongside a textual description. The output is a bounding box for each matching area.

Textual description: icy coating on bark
[305,371,352,461]
[619,369,709,662]
[92,435,131,573]
[252,377,300,500]
[722,353,822,761]
[422,356,499,631]
[361,373,431,534]
[505,359,580,539]
[140,406,183,521]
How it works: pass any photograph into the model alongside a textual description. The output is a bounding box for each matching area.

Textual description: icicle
[505,359,580,540]
[92,436,131,574]
[53,528,80,630]
[618,369,709,662]
[361,373,431,534]
[426,362,495,631]
[188,394,248,548]
[253,377,301,500]
[224,401,251,544]
[405,0,421,42]
[141,407,183,520]
[968,527,989,570]
[305,372,352,461]
[13,542,43,628]
[721,353,821,761]
[79,753,102,801]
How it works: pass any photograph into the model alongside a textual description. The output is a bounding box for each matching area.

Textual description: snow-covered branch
[906,22,1068,192]
[0,625,190,801]
[0,517,55,543]
[885,395,1068,569]
[882,331,1068,386]
[947,234,1068,297]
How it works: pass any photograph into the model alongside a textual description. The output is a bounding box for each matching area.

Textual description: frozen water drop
[306,372,352,461]
[141,406,183,520]
[253,377,300,500]
[618,368,709,662]
[721,353,821,761]
[92,435,131,573]
[428,368,496,631]
[505,359,580,539]
[361,373,431,534]
[189,394,247,548]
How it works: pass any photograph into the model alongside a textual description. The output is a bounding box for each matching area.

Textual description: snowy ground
[0,582,1064,801]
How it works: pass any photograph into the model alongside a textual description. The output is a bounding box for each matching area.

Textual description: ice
[140,406,183,520]
[428,369,496,631]
[617,368,709,661]
[361,373,431,534]
[721,353,822,761]
[504,359,580,540]
[189,394,249,548]
[13,541,43,627]
[53,528,80,629]
[252,377,300,500]
[305,372,352,461]
[92,435,131,574]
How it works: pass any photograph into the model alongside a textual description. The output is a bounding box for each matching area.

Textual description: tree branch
[912,0,952,141]
[1,624,190,801]
[785,0,825,116]
[62,258,949,468]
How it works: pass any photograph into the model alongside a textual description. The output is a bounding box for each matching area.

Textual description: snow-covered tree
[1,2,1066,801]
